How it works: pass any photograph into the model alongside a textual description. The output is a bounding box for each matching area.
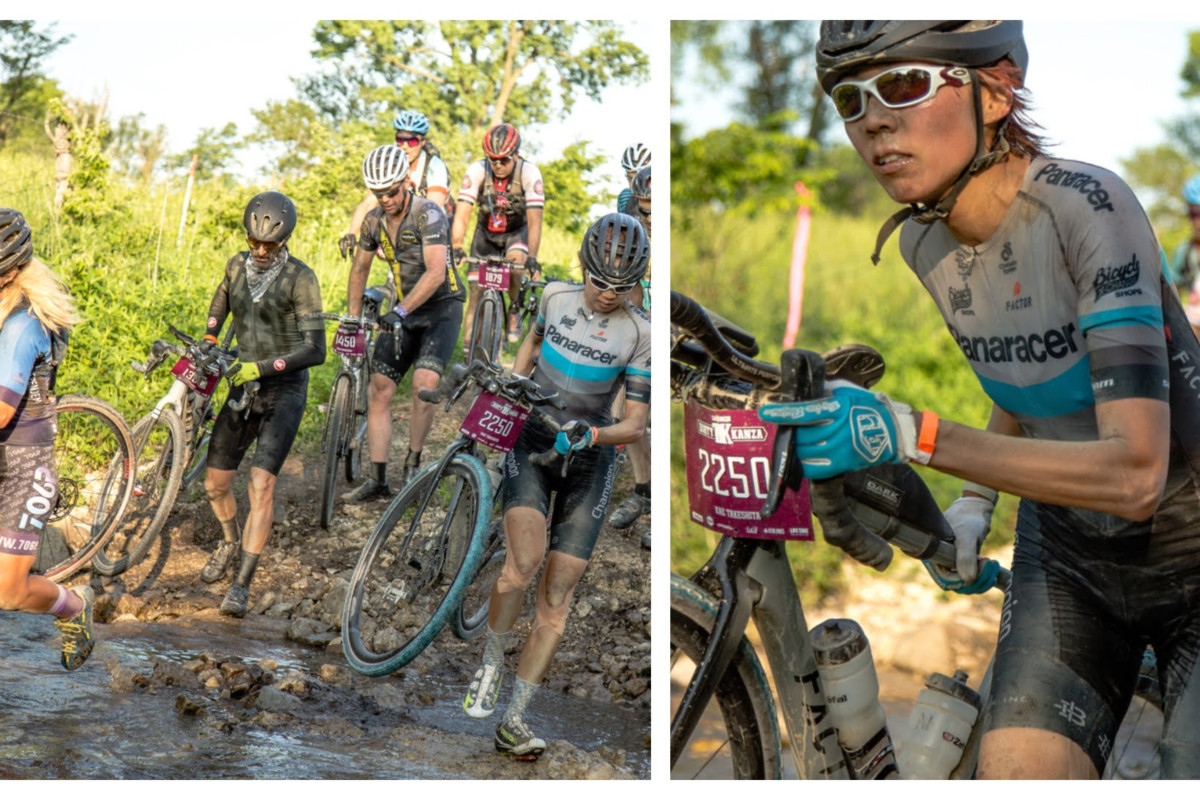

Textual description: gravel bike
[89,325,255,577]
[668,289,1164,780]
[463,256,526,365]
[340,353,577,677]
[30,394,136,583]
[317,285,389,529]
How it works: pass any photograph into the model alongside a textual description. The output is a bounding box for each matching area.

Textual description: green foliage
[539,141,611,234]
[670,208,1017,606]
[0,20,72,148]
[164,122,240,181]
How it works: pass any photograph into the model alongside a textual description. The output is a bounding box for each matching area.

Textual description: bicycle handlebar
[671,290,1011,593]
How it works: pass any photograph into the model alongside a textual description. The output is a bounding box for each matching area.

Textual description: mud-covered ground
[69,403,652,780]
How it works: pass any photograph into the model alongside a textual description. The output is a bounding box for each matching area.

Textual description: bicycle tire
[320,374,352,530]
[91,407,186,576]
[344,375,367,484]
[670,573,783,780]
[452,518,504,640]
[471,292,503,366]
[341,454,491,677]
[34,394,136,583]
[181,425,210,491]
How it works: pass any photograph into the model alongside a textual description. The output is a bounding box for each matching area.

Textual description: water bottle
[895,669,982,779]
[811,618,898,779]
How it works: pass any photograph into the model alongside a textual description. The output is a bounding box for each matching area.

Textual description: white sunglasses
[831,64,971,122]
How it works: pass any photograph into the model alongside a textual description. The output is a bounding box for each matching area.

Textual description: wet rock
[287,617,337,647]
[318,663,352,685]
[175,693,204,716]
[275,672,309,696]
[308,718,365,739]
[256,685,303,714]
[109,665,142,693]
[152,660,202,689]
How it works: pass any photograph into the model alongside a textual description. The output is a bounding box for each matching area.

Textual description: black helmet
[630,165,651,200]
[0,208,33,275]
[483,123,520,159]
[580,213,650,285]
[243,191,297,244]
[816,21,1027,94]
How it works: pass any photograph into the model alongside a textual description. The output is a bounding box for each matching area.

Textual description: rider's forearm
[346,192,377,237]
[251,329,326,378]
[205,282,230,339]
[525,208,543,258]
[512,332,541,377]
[346,253,371,317]
[593,400,647,447]
[451,202,472,249]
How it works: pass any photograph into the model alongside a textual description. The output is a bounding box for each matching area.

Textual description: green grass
[670,207,1018,606]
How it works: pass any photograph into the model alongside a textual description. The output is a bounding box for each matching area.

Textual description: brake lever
[761,348,824,518]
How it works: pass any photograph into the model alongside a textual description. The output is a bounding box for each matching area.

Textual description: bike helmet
[580,213,650,285]
[816,20,1027,94]
[1184,175,1200,206]
[243,191,297,244]
[621,143,651,173]
[817,21,1028,264]
[631,165,651,200]
[393,109,430,135]
[362,144,410,191]
[0,208,33,276]
[483,123,521,159]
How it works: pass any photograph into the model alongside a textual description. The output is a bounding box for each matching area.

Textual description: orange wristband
[203,334,219,344]
[914,411,938,465]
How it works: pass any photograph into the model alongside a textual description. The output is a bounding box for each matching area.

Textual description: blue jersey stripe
[977,356,1095,418]
[1080,304,1163,334]
[542,342,624,383]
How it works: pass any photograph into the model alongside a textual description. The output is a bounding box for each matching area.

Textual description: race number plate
[171,357,220,398]
[479,260,511,291]
[332,327,367,358]
[460,390,530,453]
[684,399,813,540]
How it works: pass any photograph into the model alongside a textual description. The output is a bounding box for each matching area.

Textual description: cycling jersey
[899,155,1200,776]
[359,197,465,313]
[457,158,545,235]
[205,251,325,373]
[0,307,61,447]
[617,188,633,215]
[529,281,651,428]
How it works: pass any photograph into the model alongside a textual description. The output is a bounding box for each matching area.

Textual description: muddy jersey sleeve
[415,200,450,246]
[357,209,384,254]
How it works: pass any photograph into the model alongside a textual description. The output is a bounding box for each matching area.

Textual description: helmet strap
[870,70,1011,264]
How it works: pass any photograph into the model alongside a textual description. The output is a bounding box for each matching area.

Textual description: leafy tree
[109,113,168,183]
[165,122,240,183]
[538,141,610,235]
[0,21,72,149]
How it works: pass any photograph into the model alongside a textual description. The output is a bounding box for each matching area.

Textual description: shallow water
[0,613,649,780]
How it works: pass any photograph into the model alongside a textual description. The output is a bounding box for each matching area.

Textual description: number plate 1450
[683,399,813,541]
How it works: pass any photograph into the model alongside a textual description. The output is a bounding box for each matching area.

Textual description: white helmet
[620,143,651,173]
[362,144,409,191]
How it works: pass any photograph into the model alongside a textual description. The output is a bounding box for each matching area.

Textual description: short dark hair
[977,58,1051,160]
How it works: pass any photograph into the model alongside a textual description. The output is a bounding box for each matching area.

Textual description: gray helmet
[0,208,33,275]
[580,213,650,285]
[816,20,1027,94]
[362,144,409,190]
[630,165,651,200]
[243,191,297,244]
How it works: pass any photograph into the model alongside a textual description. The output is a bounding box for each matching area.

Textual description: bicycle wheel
[341,454,492,677]
[33,394,136,583]
[470,293,502,365]
[670,573,783,779]
[452,517,504,640]
[320,374,351,530]
[91,407,185,576]
[344,375,367,484]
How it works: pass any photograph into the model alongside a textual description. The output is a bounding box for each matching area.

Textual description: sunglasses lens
[876,68,934,107]
[831,84,863,120]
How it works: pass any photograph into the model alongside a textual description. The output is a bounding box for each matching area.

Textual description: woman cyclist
[761,20,1200,778]
[462,213,651,759]
[0,208,93,670]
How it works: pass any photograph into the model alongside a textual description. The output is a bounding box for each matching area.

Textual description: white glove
[939,494,994,583]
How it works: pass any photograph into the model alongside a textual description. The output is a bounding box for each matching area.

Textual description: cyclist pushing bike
[462,212,651,760]
[758,20,1200,778]
[451,123,545,351]
[198,191,326,618]
[344,144,465,501]
[0,208,94,670]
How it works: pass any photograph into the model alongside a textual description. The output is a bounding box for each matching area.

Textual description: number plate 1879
[683,399,813,541]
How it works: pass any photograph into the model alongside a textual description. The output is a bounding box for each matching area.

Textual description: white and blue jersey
[0,307,58,446]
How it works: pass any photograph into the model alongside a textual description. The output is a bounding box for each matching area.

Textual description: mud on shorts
[371,300,463,384]
[984,498,1200,777]
[501,423,617,561]
[466,226,529,281]
[207,375,307,476]
[0,444,57,555]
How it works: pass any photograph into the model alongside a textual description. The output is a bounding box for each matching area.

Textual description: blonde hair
[0,257,82,334]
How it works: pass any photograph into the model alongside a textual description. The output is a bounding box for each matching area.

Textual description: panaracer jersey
[530,282,650,428]
[359,196,464,311]
[0,307,59,445]
[899,155,1200,543]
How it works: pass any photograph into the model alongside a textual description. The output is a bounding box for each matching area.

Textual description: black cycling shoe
[200,540,239,584]
[342,478,393,502]
[220,583,250,618]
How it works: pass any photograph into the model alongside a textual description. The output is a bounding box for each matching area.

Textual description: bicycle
[89,325,256,577]
[30,393,136,583]
[463,255,525,365]
[667,289,1164,780]
[340,353,578,677]
[513,272,546,341]
[317,285,390,530]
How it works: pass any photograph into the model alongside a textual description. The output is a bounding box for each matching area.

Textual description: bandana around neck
[244,245,288,303]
